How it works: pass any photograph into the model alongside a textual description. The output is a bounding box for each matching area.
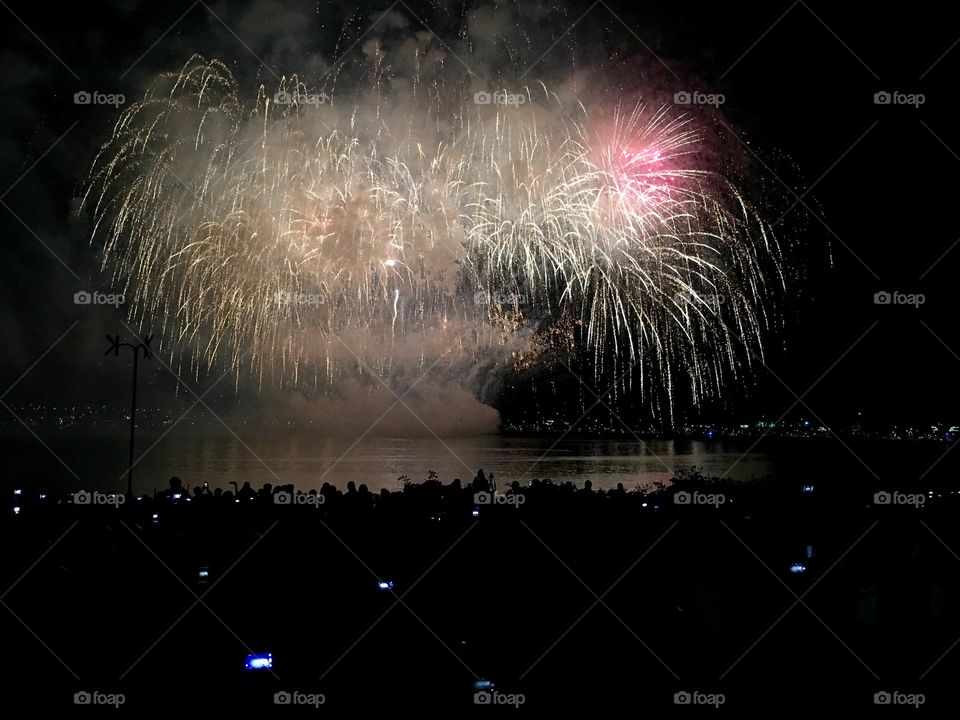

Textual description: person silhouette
[472,469,489,492]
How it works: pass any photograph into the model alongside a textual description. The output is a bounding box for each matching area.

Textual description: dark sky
[0,0,957,428]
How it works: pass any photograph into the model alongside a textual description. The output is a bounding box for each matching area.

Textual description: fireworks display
[84,56,785,418]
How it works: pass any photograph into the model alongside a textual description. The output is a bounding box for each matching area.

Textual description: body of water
[1,429,955,495]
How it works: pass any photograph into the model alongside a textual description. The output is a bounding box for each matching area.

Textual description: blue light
[474,679,494,691]
[802,485,814,493]
[377,581,394,591]
[789,563,806,574]
[806,545,814,559]
[244,653,273,671]
[39,494,46,500]
[641,502,648,508]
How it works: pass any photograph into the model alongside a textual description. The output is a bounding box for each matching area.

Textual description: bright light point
[13,506,21,515]
[384,258,397,267]
[244,653,273,670]
[789,563,806,574]
[377,580,394,591]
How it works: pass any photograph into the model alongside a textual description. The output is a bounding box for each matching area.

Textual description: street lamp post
[106,334,153,496]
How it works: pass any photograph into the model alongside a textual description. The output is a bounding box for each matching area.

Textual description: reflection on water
[135,435,774,493]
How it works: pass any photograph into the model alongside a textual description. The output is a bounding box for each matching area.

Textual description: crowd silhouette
[3,467,960,712]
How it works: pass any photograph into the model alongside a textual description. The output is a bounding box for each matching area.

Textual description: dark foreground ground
[1,471,958,715]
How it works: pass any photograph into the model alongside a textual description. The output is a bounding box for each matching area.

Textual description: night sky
[1,0,958,428]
